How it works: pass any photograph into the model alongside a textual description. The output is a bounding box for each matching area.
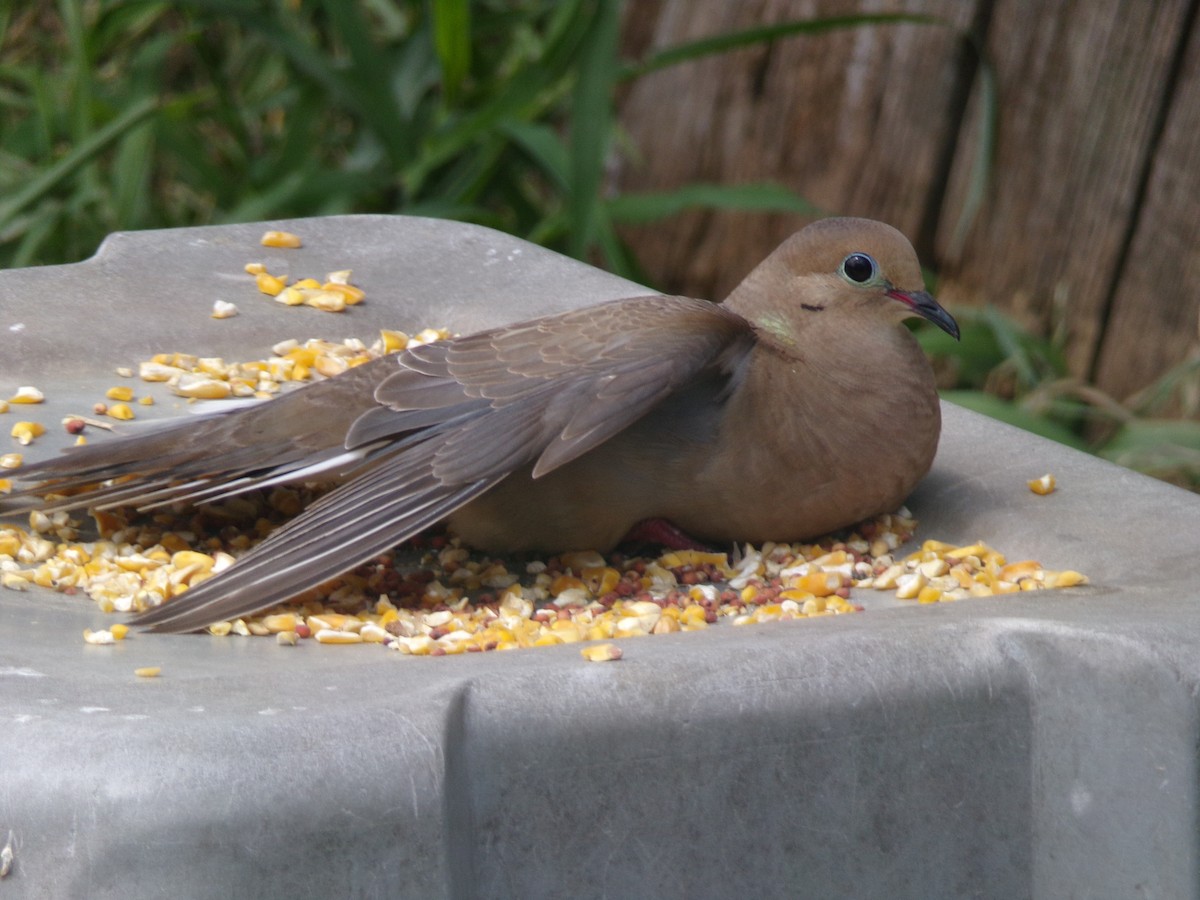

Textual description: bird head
[724,217,960,345]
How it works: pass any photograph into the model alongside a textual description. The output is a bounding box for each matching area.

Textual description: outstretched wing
[14,295,750,632]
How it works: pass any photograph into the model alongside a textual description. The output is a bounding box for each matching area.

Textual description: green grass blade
[567,0,619,258]
[431,0,470,105]
[0,95,157,230]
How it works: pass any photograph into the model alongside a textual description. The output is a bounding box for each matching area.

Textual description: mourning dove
[3,217,958,632]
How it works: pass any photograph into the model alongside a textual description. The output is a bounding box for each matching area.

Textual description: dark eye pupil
[843,253,874,283]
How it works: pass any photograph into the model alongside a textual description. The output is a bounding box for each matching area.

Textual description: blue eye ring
[841,253,877,284]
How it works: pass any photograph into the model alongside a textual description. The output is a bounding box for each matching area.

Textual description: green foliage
[0,1,972,275]
[0,0,851,272]
[917,308,1200,490]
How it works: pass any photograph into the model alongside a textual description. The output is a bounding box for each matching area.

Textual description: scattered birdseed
[10,422,44,445]
[1028,473,1056,495]
[8,386,43,404]
[260,230,302,249]
[581,643,623,662]
[2,492,1088,656]
[0,830,13,879]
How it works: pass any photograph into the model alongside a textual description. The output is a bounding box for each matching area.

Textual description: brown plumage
[1,217,958,632]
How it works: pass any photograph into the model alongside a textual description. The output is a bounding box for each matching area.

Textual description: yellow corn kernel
[171,374,232,400]
[314,629,363,644]
[792,571,842,597]
[948,542,991,559]
[260,613,300,633]
[321,282,365,304]
[1028,473,1056,495]
[582,566,621,596]
[292,277,321,290]
[274,286,306,306]
[917,585,942,604]
[10,421,45,445]
[302,290,346,312]
[1,453,24,469]
[586,622,615,641]
[110,623,129,641]
[105,386,135,402]
[255,271,288,296]
[380,330,410,353]
[0,478,11,494]
[261,230,302,248]
[106,403,135,421]
[134,667,162,678]
[0,399,8,413]
[998,560,1041,583]
[244,261,266,275]
[8,386,44,404]
[581,642,623,662]
[658,549,729,569]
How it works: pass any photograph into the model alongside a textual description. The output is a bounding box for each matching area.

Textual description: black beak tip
[907,290,960,341]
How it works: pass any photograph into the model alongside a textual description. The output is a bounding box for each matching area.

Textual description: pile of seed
[0,493,1087,654]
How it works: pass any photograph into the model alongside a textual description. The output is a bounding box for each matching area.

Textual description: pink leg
[620,518,713,551]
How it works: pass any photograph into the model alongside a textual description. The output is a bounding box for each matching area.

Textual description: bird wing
[0,360,390,514]
[127,294,751,631]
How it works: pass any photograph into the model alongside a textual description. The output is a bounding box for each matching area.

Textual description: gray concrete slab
[1,216,1198,898]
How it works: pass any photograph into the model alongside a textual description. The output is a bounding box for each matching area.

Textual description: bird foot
[619,518,714,551]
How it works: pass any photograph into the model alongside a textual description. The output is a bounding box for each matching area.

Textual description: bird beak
[889,289,960,340]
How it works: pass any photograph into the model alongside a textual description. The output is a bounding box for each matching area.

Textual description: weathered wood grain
[933,0,1194,381]
[616,0,980,300]
[1091,11,1200,402]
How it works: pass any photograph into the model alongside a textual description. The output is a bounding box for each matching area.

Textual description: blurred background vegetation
[1,0,1197,489]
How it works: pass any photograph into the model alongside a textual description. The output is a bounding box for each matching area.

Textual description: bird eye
[841,253,877,284]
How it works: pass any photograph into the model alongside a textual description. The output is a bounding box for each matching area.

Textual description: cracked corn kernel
[8,386,44,404]
[260,230,302,248]
[10,422,45,445]
[1028,473,1056,495]
[0,453,22,469]
[0,400,8,413]
[315,628,363,644]
[134,667,162,678]
[105,386,135,402]
[171,374,232,400]
[211,300,239,319]
[106,403,135,421]
[255,272,288,296]
[581,643,623,662]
